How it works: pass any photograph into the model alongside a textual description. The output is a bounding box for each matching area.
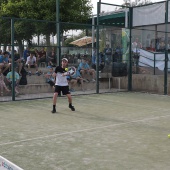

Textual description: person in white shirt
[52,58,75,113]
[26,52,38,75]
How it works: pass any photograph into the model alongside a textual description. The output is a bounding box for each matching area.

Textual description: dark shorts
[26,64,36,68]
[54,85,70,95]
[9,81,18,88]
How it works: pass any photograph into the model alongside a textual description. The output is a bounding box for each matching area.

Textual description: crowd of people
[0,46,57,96]
[0,46,98,97]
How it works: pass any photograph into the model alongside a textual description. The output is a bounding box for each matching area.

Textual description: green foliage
[0,0,92,47]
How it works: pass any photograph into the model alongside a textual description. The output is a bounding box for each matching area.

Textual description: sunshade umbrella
[70,36,96,47]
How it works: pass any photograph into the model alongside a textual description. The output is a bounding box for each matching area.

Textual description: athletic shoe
[15,92,19,97]
[36,71,41,76]
[83,79,89,83]
[69,105,75,111]
[70,88,75,92]
[51,110,56,113]
[28,71,32,76]
[91,79,95,82]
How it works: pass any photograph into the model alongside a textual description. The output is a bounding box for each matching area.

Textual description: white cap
[62,58,68,62]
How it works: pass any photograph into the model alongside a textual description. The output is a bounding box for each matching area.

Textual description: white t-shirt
[55,66,68,86]
[26,56,36,65]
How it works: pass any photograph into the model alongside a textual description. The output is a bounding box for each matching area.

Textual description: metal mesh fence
[0,18,114,102]
[1,1,170,102]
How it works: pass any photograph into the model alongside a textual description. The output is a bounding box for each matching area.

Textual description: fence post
[154,53,155,75]
[11,18,15,101]
[56,0,61,66]
[164,0,169,95]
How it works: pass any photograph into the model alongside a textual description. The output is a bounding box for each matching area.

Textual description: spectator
[104,44,112,65]
[47,47,56,66]
[19,66,27,85]
[45,66,55,87]
[7,46,12,55]
[37,47,46,66]
[9,50,23,75]
[78,58,96,82]
[71,69,84,91]
[67,75,77,92]
[92,52,105,72]
[6,67,20,95]
[23,47,30,63]
[92,48,96,65]
[0,68,10,96]
[0,51,10,76]
[34,48,39,58]
[132,38,142,53]
[132,38,142,66]
[77,53,81,64]
[26,52,38,75]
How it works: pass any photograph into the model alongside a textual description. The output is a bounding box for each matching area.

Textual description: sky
[91,0,162,14]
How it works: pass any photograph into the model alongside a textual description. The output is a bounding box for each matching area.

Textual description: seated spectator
[77,53,81,64]
[45,66,55,87]
[23,47,30,63]
[104,44,112,65]
[92,49,96,65]
[6,46,12,55]
[37,47,46,66]
[9,50,23,75]
[34,48,39,58]
[0,68,10,96]
[91,52,105,72]
[0,51,10,76]
[47,47,56,66]
[67,75,77,92]
[26,52,38,75]
[6,67,20,95]
[78,58,96,82]
[71,69,84,91]
[19,66,27,85]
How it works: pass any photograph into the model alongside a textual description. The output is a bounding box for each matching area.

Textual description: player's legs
[62,86,75,111]
[52,92,58,113]
[89,69,95,80]
[69,79,77,91]
[79,78,84,91]
[80,69,85,78]
[53,92,58,105]
[0,82,3,96]
[2,81,10,92]
[52,85,60,113]
[2,63,10,73]
[18,62,23,75]
[66,94,75,111]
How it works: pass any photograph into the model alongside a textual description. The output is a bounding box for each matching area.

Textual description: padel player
[52,58,75,113]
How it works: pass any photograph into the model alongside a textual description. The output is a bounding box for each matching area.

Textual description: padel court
[0,92,170,170]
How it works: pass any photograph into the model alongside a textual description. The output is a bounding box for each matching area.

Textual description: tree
[0,0,92,52]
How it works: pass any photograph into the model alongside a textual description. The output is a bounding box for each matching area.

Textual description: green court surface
[1,92,170,170]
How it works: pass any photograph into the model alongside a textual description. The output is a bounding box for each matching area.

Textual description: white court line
[0,114,170,146]
[1,95,170,139]
[1,96,169,137]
